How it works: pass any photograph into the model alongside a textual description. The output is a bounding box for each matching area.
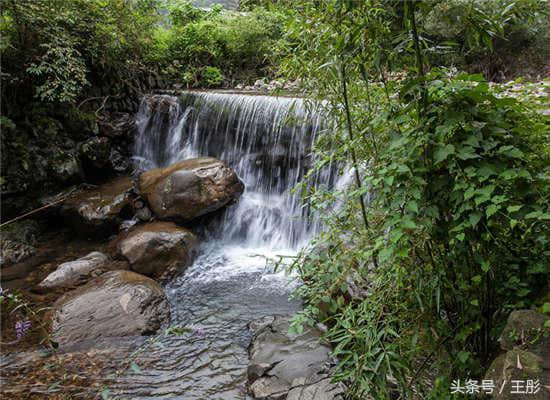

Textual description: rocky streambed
[1,90,347,399]
[0,155,343,399]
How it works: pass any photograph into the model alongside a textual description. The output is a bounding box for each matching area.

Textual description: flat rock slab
[113,221,199,280]
[139,157,244,221]
[51,270,169,346]
[248,315,344,400]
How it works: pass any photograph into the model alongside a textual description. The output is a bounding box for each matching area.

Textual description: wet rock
[247,315,343,400]
[0,220,42,268]
[57,177,134,236]
[51,270,170,346]
[254,78,268,90]
[109,148,130,173]
[286,377,345,400]
[101,112,135,139]
[37,251,116,290]
[140,157,244,221]
[120,219,139,231]
[0,241,36,269]
[113,221,198,280]
[135,206,152,222]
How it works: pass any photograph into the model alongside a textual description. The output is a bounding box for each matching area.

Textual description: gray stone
[37,251,111,290]
[484,349,549,399]
[287,377,344,400]
[79,136,111,169]
[0,240,36,269]
[247,315,343,400]
[49,150,81,183]
[140,158,244,221]
[109,148,130,172]
[135,206,152,222]
[483,309,550,399]
[51,270,170,346]
[500,310,549,358]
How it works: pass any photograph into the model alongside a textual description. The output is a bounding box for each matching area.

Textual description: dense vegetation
[1,0,549,399]
[275,0,549,398]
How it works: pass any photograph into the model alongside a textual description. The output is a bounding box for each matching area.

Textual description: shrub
[202,66,223,87]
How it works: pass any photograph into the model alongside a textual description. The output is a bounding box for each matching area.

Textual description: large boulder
[113,221,198,280]
[37,251,125,291]
[247,316,344,400]
[50,270,170,346]
[139,158,244,221]
[54,177,134,236]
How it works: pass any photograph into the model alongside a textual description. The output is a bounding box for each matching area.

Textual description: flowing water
[115,91,338,399]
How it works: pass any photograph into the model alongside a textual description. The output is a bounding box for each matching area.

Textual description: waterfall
[134,91,337,250]
[115,92,347,398]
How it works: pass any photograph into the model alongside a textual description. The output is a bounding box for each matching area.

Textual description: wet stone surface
[247,315,343,400]
[51,270,170,346]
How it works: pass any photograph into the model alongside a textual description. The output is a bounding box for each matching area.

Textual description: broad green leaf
[434,144,455,164]
[378,247,393,263]
[486,204,499,218]
[469,212,482,226]
[458,351,470,364]
[407,201,419,213]
[498,145,524,159]
[401,219,417,229]
[481,261,490,273]
[507,205,522,213]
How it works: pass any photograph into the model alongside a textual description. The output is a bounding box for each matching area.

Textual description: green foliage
[202,66,223,87]
[1,0,161,105]
[150,6,284,84]
[419,0,550,79]
[26,34,89,103]
[278,0,550,398]
[169,0,208,27]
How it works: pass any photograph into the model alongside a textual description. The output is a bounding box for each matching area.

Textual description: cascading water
[134,91,336,249]
[114,91,340,399]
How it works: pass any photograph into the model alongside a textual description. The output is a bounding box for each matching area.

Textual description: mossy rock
[49,150,81,183]
[500,310,549,365]
[80,137,111,167]
[484,349,549,399]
